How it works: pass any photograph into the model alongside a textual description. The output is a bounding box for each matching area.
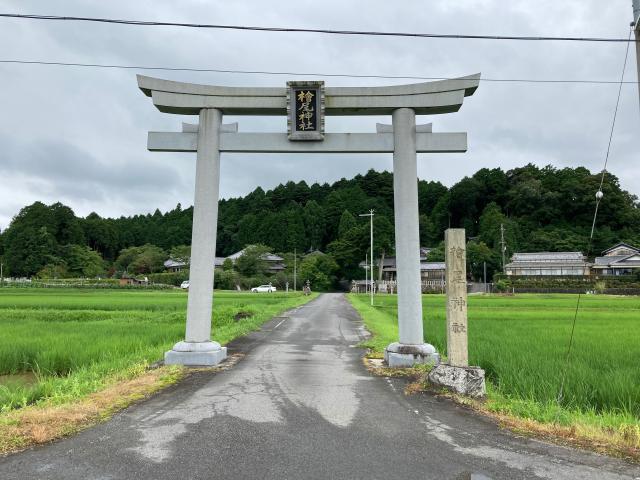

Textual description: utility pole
[633,0,640,114]
[0,261,3,287]
[364,253,368,295]
[359,209,375,306]
[500,223,507,274]
[293,248,297,292]
[483,261,487,294]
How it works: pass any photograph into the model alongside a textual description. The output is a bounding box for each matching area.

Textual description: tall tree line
[1,165,639,279]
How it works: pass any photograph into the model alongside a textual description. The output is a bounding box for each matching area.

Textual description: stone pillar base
[384,342,440,368]
[427,363,486,398]
[164,340,227,366]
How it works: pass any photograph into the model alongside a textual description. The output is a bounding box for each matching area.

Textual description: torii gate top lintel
[136,73,480,116]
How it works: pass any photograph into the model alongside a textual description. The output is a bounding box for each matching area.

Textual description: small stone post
[428,228,485,397]
[445,228,468,367]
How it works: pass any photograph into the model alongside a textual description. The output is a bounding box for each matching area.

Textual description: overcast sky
[0,0,638,230]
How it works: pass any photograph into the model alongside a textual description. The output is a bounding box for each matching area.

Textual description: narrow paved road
[1,293,638,479]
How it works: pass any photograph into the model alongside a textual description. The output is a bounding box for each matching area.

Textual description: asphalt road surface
[1,293,639,480]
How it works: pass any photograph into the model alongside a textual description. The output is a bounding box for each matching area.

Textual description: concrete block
[165,346,227,366]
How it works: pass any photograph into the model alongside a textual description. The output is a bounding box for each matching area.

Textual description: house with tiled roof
[591,243,640,276]
[505,252,590,276]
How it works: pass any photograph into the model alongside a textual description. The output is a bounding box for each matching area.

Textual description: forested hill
[1,164,639,279]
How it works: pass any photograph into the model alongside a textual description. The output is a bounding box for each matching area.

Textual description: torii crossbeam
[138,73,480,367]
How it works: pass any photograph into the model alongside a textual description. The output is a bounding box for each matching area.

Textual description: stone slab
[427,363,486,398]
[164,346,227,366]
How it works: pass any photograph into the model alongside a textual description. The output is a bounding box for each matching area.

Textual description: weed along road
[1,294,638,480]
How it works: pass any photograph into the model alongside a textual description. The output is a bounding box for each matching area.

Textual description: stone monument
[428,228,486,397]
[137,74,480,366]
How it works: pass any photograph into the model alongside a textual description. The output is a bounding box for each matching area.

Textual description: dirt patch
[233,311,253,322]
[0,372,38,387]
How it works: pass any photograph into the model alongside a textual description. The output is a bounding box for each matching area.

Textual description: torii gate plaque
[137,73,480,367]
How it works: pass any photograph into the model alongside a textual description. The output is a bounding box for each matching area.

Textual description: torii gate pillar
[384,108,439,366]
[165,108,227,365]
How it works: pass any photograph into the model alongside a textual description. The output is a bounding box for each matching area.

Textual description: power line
[0,13,636,43]
[1,59,639,85]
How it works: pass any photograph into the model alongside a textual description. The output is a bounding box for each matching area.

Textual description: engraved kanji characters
[296,90,315,131]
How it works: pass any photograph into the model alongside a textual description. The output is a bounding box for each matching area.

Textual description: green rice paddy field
[349,294,640,429]
[0,289,314,412]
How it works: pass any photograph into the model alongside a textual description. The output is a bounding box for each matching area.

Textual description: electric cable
[0,13,635,43]
[0,59,638,85]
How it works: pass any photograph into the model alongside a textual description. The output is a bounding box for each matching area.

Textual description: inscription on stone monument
[445,228,468,367]
[287,80,325,141]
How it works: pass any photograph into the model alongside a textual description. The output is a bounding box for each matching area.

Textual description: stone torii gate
[137,73,480,367]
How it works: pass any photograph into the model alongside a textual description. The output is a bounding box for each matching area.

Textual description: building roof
[227,249,246,260]
[420,262,446,271]
[592,253,640,268]
[594,255,627,265]
[164,259,187,268]
[601,242,640,256]
[510,252,585,262]
[227,248,283,263]
[261,253,284,262]
[385,262,445,272]
[368,248,435,269]
[506,261,589,268]
[267,263,286,271]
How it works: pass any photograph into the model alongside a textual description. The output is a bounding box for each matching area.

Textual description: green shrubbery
[146,271,190,287]
[499,276,640,291]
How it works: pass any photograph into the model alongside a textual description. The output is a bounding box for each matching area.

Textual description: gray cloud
[0,0,638,230]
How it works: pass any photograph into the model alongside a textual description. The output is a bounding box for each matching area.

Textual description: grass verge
[0,365,182,455]
[348,293,640,462]
[0,289,316,454]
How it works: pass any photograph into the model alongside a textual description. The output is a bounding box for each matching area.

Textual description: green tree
[298,252,339,291]
[234,244,271,277]
[116,244,166,274]
[62,244,106,277]
[337,210,358,238]
[303,200,325,250]
[466,240,499,281]
[37,263,68,279]
[169,245,191,264]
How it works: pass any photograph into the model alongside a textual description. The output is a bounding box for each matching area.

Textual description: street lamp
[359,209,375,306]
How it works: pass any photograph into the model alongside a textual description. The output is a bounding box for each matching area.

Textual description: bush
[214,269,240,290]
[594,281,607,294]
[146,271,189,287]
